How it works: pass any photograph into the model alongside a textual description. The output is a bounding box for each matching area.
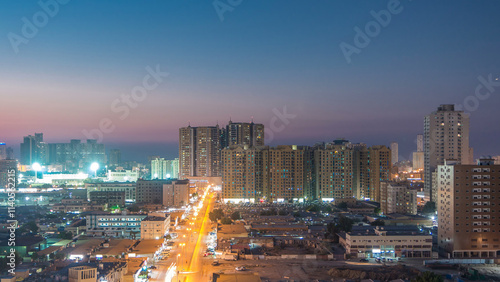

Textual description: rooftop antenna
[251,116,254,123]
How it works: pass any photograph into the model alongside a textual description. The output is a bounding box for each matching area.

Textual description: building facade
[85,182,136,203]
[108,149,122,167]
[89,191,126,207]
[424,104,472,202]
[162,180,190,207]
[221,145,268,202]
[0,159,17,190]
[390,142,398,165]
[315,141,354,201]
[136,179,170,204]
[380,182,417,215]
[86,212,146,238]
[359,145,392,201]
[179,125,221,179]
[20,133,48,165]
[225,121,265,147]
[140,215,170,240]
[151,158,179,179]
[437,158,500,258]
[340,226,433,259]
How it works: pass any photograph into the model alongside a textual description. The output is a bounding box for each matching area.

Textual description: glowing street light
[176,254,181,282]
[32,162,41,183]
[90,162,99,178]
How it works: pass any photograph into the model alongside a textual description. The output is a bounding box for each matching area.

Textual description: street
[150,189,215,282]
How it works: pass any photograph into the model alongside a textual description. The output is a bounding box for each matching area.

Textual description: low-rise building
[68,266,96,282]
[89,191,126,207]
[52,203,104,213]
[140,216,170,240]
[339,225,432,259]
[86,212,146,239]
[86,182,136,203]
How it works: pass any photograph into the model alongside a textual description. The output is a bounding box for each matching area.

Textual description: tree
[221,217,233,225]
[337,216,354,232]
[292,211,301,217]
[31,252,39,262]
[230,211,241,220]
[19,221,39,235]
[337,202,348,210]
[411,271,443,282]
[209,208,224,222]
[374,207,381,215]
[127,205,140,212]
[371,219,385,226]
[422,202,436,215]
[59,231,73,239]
[55,252,66,260]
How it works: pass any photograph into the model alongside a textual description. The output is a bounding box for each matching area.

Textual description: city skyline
[1,1,500,161]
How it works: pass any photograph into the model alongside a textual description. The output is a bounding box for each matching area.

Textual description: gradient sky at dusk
[1,1,500,161]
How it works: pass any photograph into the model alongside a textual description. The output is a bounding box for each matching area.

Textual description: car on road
[235,266,246,271]
[359,258,369,262]
[212,260,219,266]
[150,266,157,269]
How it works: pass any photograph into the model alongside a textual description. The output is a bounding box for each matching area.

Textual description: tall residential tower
[424,104,472,202]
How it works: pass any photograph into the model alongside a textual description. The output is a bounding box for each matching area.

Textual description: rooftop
[348,226,427,236]
[143,216,168,222]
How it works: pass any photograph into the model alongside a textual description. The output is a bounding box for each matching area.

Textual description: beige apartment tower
[222,145,311,202]
[359,145,392,201]
[437,158,500,258]
[225,121,265,147]
[314,142,354,201]
[221,145,268,202]
[380,182,417,215]
[179,125,221,179]
[424,104,472,202]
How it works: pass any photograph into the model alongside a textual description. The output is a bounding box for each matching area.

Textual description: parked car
[235,266,246,271]
[212,260,220,266]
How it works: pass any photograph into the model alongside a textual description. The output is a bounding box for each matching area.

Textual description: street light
[90,162,99,178]
[32,162,41,183]
[176,254,181,282]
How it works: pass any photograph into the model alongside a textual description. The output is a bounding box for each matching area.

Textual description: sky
[1,0,500,162]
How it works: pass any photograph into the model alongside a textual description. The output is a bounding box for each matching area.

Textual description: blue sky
[1,0,500,161]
